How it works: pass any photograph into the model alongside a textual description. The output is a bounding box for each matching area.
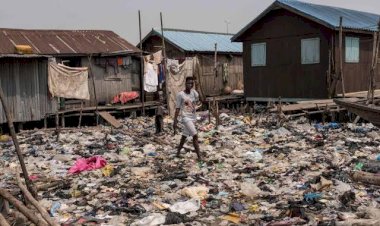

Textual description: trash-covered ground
[1,112,380,225]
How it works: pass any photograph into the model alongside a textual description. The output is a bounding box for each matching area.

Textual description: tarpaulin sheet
[48,63,90,100]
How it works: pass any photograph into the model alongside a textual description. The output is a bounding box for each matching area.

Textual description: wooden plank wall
[0,58,57,124]
[198,54,243,96]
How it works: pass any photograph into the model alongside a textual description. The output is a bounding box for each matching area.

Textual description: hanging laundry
[158,64,165,84]
[167,59,180,74]
[117,57,123,66]
[122,56,132,66]
[153,50,163,64]
[144,62,158,93]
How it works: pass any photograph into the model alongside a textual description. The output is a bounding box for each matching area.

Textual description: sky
[1,0,380,45]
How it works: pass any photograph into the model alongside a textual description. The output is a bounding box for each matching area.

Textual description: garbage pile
[1,112,380,225]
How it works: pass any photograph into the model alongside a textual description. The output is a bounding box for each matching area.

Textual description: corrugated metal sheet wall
[0,58,57,123]
[81,56,141,106]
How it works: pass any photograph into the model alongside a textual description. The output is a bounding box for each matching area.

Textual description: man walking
[173,77,201,160]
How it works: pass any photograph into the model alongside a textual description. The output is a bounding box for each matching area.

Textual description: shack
[0,54,56,124]
[232,0,380,101]
[0,28,142,111]
[140,28,243,97]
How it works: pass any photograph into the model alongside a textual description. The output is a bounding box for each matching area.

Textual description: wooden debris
[16,172,59,226]
[0,84,37,198]
[36,180,71,192]
[98,111,123,128]
[0,213,10,226]
[0,189,48,226]
[352,171,380,186]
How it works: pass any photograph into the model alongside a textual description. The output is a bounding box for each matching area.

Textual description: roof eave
[187,50,242,55]
[138,28,186,53]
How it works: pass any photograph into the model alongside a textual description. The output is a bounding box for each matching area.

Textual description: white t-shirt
[176,89,199,122]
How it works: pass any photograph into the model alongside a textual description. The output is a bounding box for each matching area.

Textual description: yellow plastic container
[15,45,33,54]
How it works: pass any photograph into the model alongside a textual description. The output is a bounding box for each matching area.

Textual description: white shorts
[182,120,197,137]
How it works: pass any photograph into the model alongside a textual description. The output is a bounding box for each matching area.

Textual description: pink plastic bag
[68,156,107,174]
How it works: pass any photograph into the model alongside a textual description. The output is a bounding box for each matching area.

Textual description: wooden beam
[160,12,169,116]
[16,172,59,226]
[0,189,48,226]
[339,16,346,97]
[139,10,145,116]
[0,213,10,226]
[0,85,37,198]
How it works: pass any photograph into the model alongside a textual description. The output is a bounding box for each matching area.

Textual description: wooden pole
[87,55,99,125]
[0,213,10,226]
[160,12,170,116]
[367,32,377,103]
[214,43,218,74]
[327,50,332,98]
[16,172,59,226]
[0,86,37,198]
[55,98,60,141]
[339,17,346,97]
[44,115,47,129]
[139,10,145,116]
[0,189,48,226]
[368,19,380,104]
[372,22,380,103]
[78,101,83,128]
[213,43,218,90]
[208,101,211,124]
[216,100,220,128]
[61,113,65,128]
[330,34,337,97]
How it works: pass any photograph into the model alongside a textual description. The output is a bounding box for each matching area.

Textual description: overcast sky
[1,0,380,45]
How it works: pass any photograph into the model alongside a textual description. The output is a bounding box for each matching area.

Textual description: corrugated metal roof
[0,28,141,55]
[279,0,380,31]
[0,54,51,59]
[149,28,242,53]
[233,0,380,41]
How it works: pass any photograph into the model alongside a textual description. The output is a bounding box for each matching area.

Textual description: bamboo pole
[339,17,346,97]
[0,189,48,226]
[0,86,37,198]
[139,10,145,116]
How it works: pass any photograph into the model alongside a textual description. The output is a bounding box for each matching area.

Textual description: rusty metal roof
[0,28,141,55]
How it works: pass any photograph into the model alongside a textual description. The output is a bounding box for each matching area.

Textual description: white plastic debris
[169,199,201,214]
